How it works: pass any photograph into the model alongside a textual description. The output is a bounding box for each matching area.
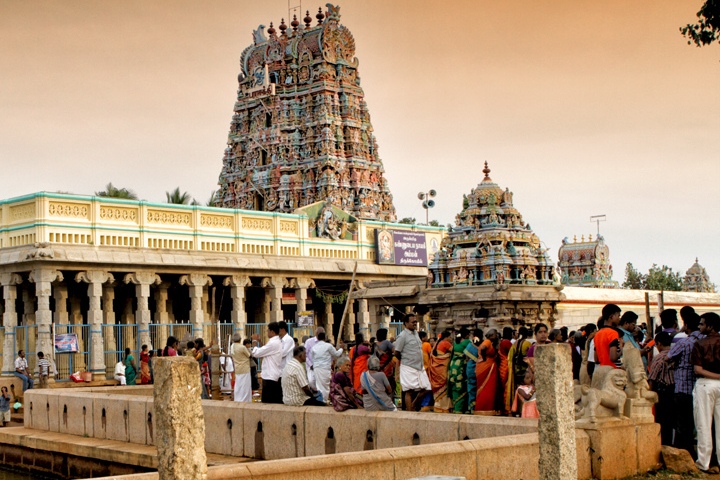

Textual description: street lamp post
[418,190,437,225]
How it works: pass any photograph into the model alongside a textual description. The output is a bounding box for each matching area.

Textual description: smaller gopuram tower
[429,162,556,287]
[682,258,716,293]
[557,234,617,288]
[214,4,396,222]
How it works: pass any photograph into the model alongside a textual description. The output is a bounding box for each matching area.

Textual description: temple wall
[557,286,720,329]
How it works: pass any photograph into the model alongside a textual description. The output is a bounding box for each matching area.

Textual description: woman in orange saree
[349,333,371,393]
[497,327,514,415]
[427,330,453,412]
[474,329,500,415]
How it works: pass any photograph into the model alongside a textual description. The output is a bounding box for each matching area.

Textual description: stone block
[25,390,60,432]
[154,356,207,480]
[636,422,662,473]
[128,397,149,445]
[92,394,130,442]
[376,410,461,449]
[468,433,540,480]
[458,415,537,440]
[242,402,306,460]
[389,441,477,480]
[203,400,244,457]
[575,429,592,480]
[57,392,94,437]
[580,418,638,480]
[304,406,378,456]
[661,445,699,474]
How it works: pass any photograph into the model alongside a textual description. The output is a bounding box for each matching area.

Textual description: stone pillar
[290,277,314,314]
[261,276,286,323]
[1,274,22,376]
[29,269,63,368]
[535,343,577,480]
[76,271,114,380]
[154,282,171,351]
[52,283,69,325]
[179,274,212,339]
[357,299,370,337]
[124,272,161,351]
[344,304,355,341]
[22,289,35,327]
[68,296,86,371]
[223,275,251,336]
[153,356,208,480]
[103,282,117,376]
[324,301,335,338]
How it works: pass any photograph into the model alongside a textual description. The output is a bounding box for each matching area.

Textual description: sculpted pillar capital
[75,271,115,285]
[260,276,288,289]
[179,274,213,287]
[223,275,252,288]
[29,269,63,284]
[124,272,162,286]
[289,277,315,290]
[0,273,23,287]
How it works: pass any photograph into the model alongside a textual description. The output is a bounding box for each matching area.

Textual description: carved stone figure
[575,366,628,422]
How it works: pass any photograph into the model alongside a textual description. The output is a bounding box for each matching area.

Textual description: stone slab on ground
[661,445,699,474]
[578,417,638,480]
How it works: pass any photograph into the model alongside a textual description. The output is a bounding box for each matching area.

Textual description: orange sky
[1,1,719,284]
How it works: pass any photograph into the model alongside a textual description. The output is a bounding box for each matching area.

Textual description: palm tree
[96,183,138,200]
[206,191,217,207]
[165,187,192,205]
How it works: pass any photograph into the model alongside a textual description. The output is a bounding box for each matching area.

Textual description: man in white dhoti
[230,333,253,402]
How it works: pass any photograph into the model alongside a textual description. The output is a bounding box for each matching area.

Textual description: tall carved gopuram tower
[214,4,396,222]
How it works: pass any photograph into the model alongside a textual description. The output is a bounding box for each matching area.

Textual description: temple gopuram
[355,164,563,331]
[557,234,617,288]
[683,258,716,293]
[214,5,396,224]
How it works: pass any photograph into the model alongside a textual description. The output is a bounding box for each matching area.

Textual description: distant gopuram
[683,258,716,293]
[557,234,617,288]
[214,4,396,222]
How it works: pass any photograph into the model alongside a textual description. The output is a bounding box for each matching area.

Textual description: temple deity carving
[213,4,396,222]
[557,233,617,288]
[428,162,555,287]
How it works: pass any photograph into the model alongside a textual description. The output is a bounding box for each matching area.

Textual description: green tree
[429,220,440,227]
[206,191,217,207]
[644,264,683,291]
[398,217,416,224]
[165,187,192,205]
[681,0,720,46]
[623,262,645,289]
[95,182,138,200]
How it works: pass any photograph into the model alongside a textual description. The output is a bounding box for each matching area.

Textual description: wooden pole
[335,261,358,348]
[644,292,651,340]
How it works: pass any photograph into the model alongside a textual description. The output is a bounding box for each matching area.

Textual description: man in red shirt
[594,304,623,368]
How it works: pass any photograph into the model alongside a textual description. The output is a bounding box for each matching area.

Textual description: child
[0,386,11,427]
[648,332,674,445]
[512,370,539,419]
[37,352,51,388]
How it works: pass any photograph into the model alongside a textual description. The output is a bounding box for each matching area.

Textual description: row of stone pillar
[1,269,374,380]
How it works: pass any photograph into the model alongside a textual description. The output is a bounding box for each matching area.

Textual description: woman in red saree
[497,327,514,415]
[474,328,500,415]
[349,333,371,393]
[427,330,453,412]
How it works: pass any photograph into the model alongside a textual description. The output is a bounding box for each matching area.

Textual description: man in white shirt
[251,321,284,404]
[114,360,127,385]
[282,346,325,406]
[304,327,324,389]
[309,331,343,403]
[14,350,34,391]
[278,321,295,370]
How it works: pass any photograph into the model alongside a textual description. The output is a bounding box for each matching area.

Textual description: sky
[1,1,719,285]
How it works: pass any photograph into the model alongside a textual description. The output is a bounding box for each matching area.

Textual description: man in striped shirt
[281,346,325,406]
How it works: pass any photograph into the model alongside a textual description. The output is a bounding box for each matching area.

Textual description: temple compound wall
[0,192,443,380]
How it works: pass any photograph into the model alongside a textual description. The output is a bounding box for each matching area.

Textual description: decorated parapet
[557,234,617,288]
[683,258,716,293]
[214,4,396,222]
[428,163,555,287]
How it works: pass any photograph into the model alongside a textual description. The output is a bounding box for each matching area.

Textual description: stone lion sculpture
[575,366,628,422]
[623,344,658,403]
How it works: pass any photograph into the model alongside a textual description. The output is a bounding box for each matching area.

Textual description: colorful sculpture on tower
[213,4,396,223]
[557,234,617,288]
[429,163,555,287]
[683,258,715,293]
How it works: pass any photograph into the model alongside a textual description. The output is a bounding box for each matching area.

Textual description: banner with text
[375,229,428,266]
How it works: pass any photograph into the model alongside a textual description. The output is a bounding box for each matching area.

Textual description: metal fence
[149,323,193,354]
[102,324,139,379]
[15,325,38,374]
[388,322,404,339]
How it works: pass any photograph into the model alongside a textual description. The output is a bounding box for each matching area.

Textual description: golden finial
[482,161,491,180]
[573,235,577,243]
[589,234,593,242]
